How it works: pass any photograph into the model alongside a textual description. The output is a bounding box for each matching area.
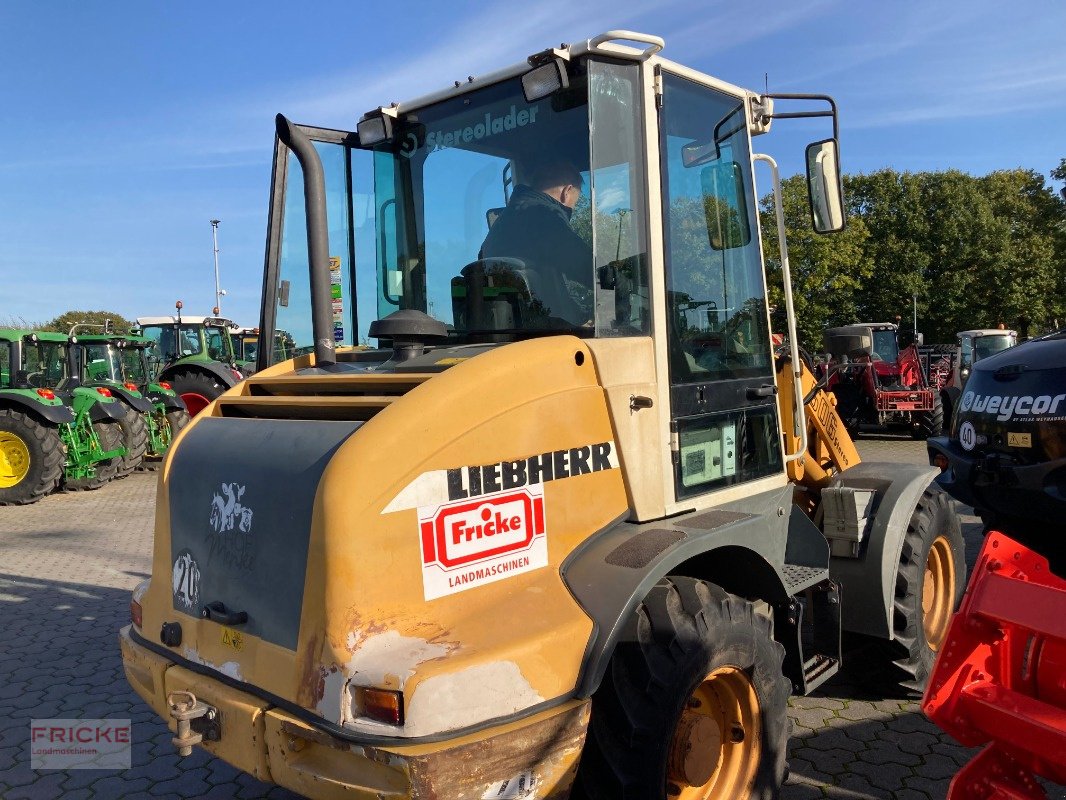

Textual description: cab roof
[0,328,69,343]
[959,329,1017,338]
[136,316,235,327]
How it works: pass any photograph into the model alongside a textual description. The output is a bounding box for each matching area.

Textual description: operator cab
[260,32,843,514]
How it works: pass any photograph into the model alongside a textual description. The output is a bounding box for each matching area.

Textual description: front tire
[114,410,148,478]
[0,409,64,505]
[875,486,966,694]
[912,395,945,439]
[577,577,790,800]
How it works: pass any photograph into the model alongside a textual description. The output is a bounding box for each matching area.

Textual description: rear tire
[165,409,191,438]
[912,395,944,439]
[873,486,966,695]
[64,420,123,491]
[577,577,790,800]
[169,372,224,417]
[114,409,148,478]
[0,409,64,505]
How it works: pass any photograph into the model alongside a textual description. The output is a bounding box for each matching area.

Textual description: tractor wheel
[165,409,191,439]
[874,485,965,695]
[0,409,64,505]
[912,395,944,440]
[169,372,224,417]
[577,578,790,800]
[65,420,124,491]
[114,410,148,478]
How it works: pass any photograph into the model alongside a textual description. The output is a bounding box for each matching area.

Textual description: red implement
[922,531,1066,799]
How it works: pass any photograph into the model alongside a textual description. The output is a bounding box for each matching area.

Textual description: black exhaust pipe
[274,114,337,368]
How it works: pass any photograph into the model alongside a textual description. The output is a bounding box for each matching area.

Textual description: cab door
[657,71,784,504]
[259,125,376,370]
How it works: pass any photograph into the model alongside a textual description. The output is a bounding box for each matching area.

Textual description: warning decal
[419,485,546,600]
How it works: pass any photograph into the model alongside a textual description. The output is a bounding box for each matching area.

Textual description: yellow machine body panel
[132,336,628,743]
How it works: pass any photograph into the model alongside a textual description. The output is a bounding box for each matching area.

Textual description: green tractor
[0,329,127,504]
[233,326,260,376]
[69,330,191,472]
[134,304,246,416]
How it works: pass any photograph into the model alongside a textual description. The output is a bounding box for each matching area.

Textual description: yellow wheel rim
[923,535,956,651]
[0,432,31,488]
[666,666,762,799]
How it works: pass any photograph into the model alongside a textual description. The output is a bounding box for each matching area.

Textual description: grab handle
[588,31,664,59]
[201,601,248,626]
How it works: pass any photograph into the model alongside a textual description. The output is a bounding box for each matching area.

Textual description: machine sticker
[172,550,201,611]
[481,771,538,799]
[384,440,619,514]
[419,485,546,601]
[959,390,1066,422]
[209,483,253,534]
[959,421,977,452]
[220,626,244,652]
[1007,432,1032,448]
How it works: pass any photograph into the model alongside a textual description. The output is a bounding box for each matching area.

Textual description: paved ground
[0,440,1060,799]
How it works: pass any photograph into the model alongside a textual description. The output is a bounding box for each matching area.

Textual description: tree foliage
[41,310,133,336]
[763,163,1066,349]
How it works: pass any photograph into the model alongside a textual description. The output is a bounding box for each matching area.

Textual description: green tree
[42,310,133,336]
[760,174,873,350]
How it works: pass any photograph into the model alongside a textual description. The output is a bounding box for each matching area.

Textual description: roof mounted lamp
[522,49,569,103]
[357,108,397,148]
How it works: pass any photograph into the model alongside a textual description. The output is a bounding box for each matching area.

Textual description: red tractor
[821,322,943,439]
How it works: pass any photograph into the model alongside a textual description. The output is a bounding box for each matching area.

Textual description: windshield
[21,341,68,388]
[205,327,233,361]
[364,58,648,342]
[120,347,152,383]
[242,338,258,362]
[974,334,1015,361]
[871,330,898,362]
[80,344,123,382]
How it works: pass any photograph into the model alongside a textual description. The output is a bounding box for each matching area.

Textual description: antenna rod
[211,219,223,315]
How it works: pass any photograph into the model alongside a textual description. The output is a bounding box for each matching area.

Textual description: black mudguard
[0,391,74,424]
[561,484,829,697]
[89,400,128,422]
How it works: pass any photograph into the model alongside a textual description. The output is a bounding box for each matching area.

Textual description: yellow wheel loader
[120,31,964,799]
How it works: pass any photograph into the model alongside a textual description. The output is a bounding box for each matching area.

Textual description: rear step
[776,579,842,695]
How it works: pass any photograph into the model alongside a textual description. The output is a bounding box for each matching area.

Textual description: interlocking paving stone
[0,443,1063,799]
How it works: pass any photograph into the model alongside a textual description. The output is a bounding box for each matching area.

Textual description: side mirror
[805,139,845,233]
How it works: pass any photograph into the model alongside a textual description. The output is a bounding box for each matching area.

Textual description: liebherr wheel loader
[120,31,965,799]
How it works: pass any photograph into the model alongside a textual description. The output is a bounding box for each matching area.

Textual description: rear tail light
[357,687,404,726]
[96,387,112,397]
[933,453,950,472]
[158,382,172,390]
[130,599,143,628]
[35,389,56,400]
[231,369,243,381]
[124,382,138,391]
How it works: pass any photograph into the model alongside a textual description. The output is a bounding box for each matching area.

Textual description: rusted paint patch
[405,701,590,800]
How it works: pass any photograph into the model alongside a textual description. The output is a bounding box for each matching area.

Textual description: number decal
[172,551,201,611]
[958,421,977,452]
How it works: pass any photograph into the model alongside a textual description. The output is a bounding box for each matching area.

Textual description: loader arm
[775,353,861,490]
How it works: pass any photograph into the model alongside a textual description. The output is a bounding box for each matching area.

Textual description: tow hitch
[166,691,221,756]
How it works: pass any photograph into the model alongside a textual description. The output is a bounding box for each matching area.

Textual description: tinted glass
[0,342,10,388]
[82,344,122,382]
[22,342,68,387]
[975,334,1014,361]
[366,60,601,341]
[660,73,770,383]
[871,330,898,362]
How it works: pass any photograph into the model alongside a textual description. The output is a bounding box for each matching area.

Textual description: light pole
[210,219,225,315]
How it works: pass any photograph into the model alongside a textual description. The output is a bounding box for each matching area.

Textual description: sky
[1,0,1064,328]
